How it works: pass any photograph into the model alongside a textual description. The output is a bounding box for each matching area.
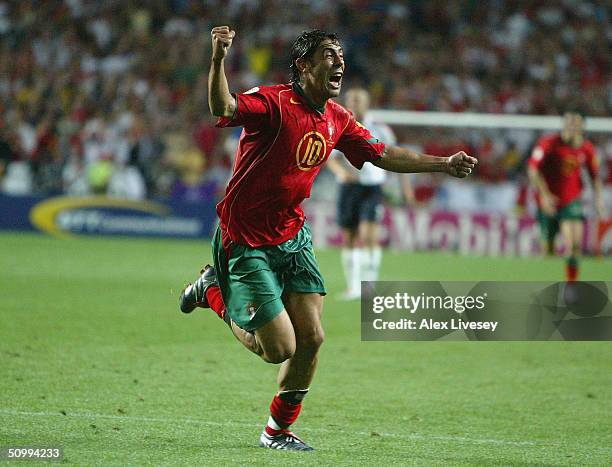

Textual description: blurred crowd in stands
[0,0,610,206]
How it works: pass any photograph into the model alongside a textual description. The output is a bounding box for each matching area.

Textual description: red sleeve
[585,142,599,179]
[216,87,269,129]
[336,116,386,169]
[529,136,553,169]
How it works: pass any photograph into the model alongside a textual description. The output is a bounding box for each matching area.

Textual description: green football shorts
[537,199,583,241]
[211,221,326,332]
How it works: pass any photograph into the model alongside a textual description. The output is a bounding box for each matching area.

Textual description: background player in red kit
[180,26,477,451]
[528,112,605,281]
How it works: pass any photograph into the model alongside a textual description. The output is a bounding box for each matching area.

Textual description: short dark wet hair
[289,29,340,82]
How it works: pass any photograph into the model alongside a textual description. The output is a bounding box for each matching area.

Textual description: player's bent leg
[179,266,259,357]
[180,261,295,362]
[211,228,299,362]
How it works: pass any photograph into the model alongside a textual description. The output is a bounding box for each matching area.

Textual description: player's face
[345,89,370,119]
[562,113,583,145]
[307,41,345,99]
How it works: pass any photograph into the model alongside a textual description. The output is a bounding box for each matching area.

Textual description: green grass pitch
[1,232,611,465]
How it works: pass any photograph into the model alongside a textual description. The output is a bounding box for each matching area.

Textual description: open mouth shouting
[328,71,343,90]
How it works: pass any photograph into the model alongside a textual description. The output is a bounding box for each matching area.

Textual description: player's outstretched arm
[208,26,237,118]
[373,146,477,178]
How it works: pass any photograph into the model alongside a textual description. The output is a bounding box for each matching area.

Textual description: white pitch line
[0,408,604,451]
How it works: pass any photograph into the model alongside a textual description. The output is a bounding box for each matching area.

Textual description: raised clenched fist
[211,26,235,61]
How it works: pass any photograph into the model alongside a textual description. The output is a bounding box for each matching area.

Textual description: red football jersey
[529,134,599,208]
[216,83,385,247]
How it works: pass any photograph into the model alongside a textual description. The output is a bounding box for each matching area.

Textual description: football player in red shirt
[528,112,605,281]
[179,26,477,451]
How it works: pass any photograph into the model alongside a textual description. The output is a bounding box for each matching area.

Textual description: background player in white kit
[327,87,414,300]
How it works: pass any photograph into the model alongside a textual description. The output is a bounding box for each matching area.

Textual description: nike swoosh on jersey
[290,98,301,104]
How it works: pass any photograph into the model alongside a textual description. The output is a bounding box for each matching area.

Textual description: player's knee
[264,350,294,364]
[263,341,296,364]
[297,325,325,354]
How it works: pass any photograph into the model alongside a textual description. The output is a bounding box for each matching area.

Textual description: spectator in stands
[0,0,608,199]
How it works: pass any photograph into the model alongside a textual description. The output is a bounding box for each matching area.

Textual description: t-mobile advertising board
[0,194,608,255]
[304,201,605,256]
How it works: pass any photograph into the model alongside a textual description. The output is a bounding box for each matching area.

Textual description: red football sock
[205,286,226,320]
[565,257,578,282]
[265,390,308,436]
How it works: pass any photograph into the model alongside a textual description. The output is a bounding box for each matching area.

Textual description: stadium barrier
[1,194,607,256]
[0,194,217,239]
